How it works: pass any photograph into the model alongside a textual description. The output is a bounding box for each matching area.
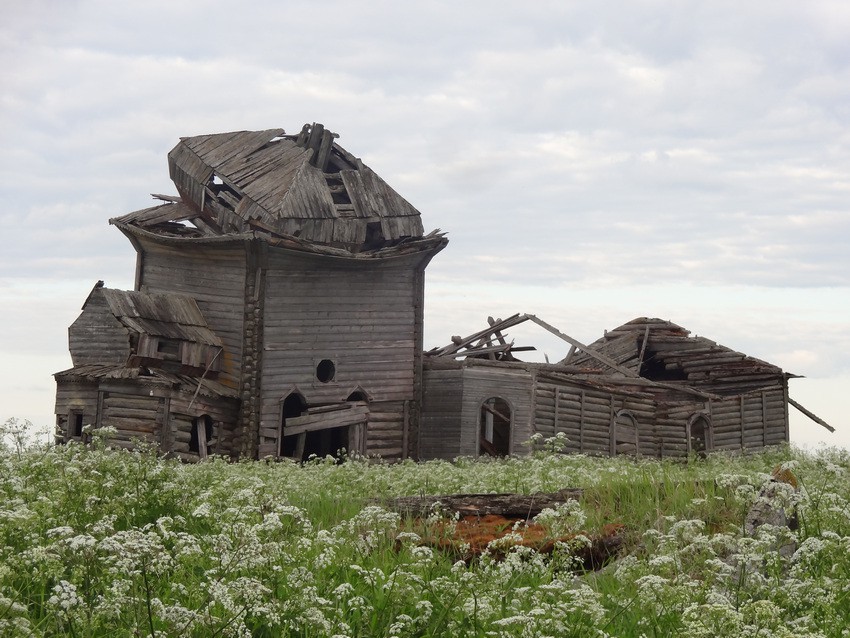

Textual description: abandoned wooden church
[54,125,833,461]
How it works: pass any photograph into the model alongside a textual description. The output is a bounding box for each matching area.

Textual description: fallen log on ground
[380,487,584,518]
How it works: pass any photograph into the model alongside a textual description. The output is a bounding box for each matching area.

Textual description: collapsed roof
[94,285,221,347]
[426,314,835,432]
[110,124,436,252]
[567,317,789,396]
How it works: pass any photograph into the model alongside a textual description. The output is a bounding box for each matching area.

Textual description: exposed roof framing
[426,313,638,376]
[158,124,426,246]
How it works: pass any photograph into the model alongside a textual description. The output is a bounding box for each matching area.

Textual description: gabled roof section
[569,317,788,394]
[159,123,425,246]
[92,286,221,347]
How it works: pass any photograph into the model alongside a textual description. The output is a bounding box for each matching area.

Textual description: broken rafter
[524,315,640,378]
[789,397,836,433]
[427,314,529,357]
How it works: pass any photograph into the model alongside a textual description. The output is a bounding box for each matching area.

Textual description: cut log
[381,487,584,518]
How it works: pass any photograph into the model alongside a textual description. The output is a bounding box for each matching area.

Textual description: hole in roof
[212,174,223,185]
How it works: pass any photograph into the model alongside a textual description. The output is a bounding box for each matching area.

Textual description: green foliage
[0,422,848,637]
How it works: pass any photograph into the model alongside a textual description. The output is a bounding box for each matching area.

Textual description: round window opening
[316,359,336,383]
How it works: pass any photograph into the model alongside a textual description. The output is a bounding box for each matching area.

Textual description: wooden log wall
[533,383,619,456]
[166,393,240,461]
[238,242,265,457]
[54,380,99,441]
[99,390,163,447]
[68,289,130,367]
[364,400,406,459]
[420,369,465,460]
[136,238,247,391]
[533,381,697,458]
[657,400,710,458]
[710,387,788,451]
[458,368,534,457]
[260,249,424,459]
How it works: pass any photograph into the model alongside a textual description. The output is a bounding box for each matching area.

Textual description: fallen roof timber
[524,315,639,377]
[789,397,836,432]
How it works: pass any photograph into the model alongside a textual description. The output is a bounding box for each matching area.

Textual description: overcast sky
[2,0,848,448]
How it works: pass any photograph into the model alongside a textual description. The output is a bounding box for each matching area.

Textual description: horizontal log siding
[460,368,534,457]
[54,381,99,441]
[166,394,240,460]
[710,397,746,451]
[656,400,708,458]
[762,387,790,445]
[260,250,422,459]
[420,369,464,460]
[100,391,163,445]
[68,290,130,366]
[365,401,406,459]
[137,239,247,389]
[534,384,616,456]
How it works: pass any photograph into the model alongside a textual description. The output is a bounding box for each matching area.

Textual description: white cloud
[1,0,848,447]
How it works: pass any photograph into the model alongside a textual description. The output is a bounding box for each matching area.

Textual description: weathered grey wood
[788,397,835,432]
[381,488,584,518]
[285,404,369,436]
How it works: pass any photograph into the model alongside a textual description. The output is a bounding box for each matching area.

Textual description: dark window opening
[347,391,368,402]
[364,222,385,248]
[479,397,511,457]
[326,149,357,172]
[325,176,352,205]
[206,173,242,209]
[639,350,687,381]
[280,393,307,457]
[190,415,214,458]
[71,412,84,438]
[157,339,180,359]
[316,359,336,383]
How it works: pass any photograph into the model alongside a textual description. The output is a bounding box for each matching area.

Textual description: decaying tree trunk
[380,487,584,518]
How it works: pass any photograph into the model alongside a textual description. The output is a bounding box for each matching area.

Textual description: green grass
[1,420,848,637]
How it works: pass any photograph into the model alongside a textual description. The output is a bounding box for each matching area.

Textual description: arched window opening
[479,397,511,457]
[190,415,214,458]
[280,392,308,458]
[687,414,713,457]
[610,410,639,457]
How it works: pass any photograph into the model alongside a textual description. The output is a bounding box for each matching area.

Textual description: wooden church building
[55,124,447,460]
[55,125,831,461]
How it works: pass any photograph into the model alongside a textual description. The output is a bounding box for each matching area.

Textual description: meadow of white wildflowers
[1,418,848,637]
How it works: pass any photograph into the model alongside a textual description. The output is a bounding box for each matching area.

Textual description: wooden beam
[427,313,527,357]
[636,324,650,371]
[789,397,836,432]
[524,314,639,377]
[379,487,584,518]
[481,402,511,423]
[285,404,369,437]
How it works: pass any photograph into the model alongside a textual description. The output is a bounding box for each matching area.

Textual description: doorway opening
[610,410,639,456]
[479,397,511,456]
[190,415,214,458]
[687,413,713,457]
[280,392,307,458]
